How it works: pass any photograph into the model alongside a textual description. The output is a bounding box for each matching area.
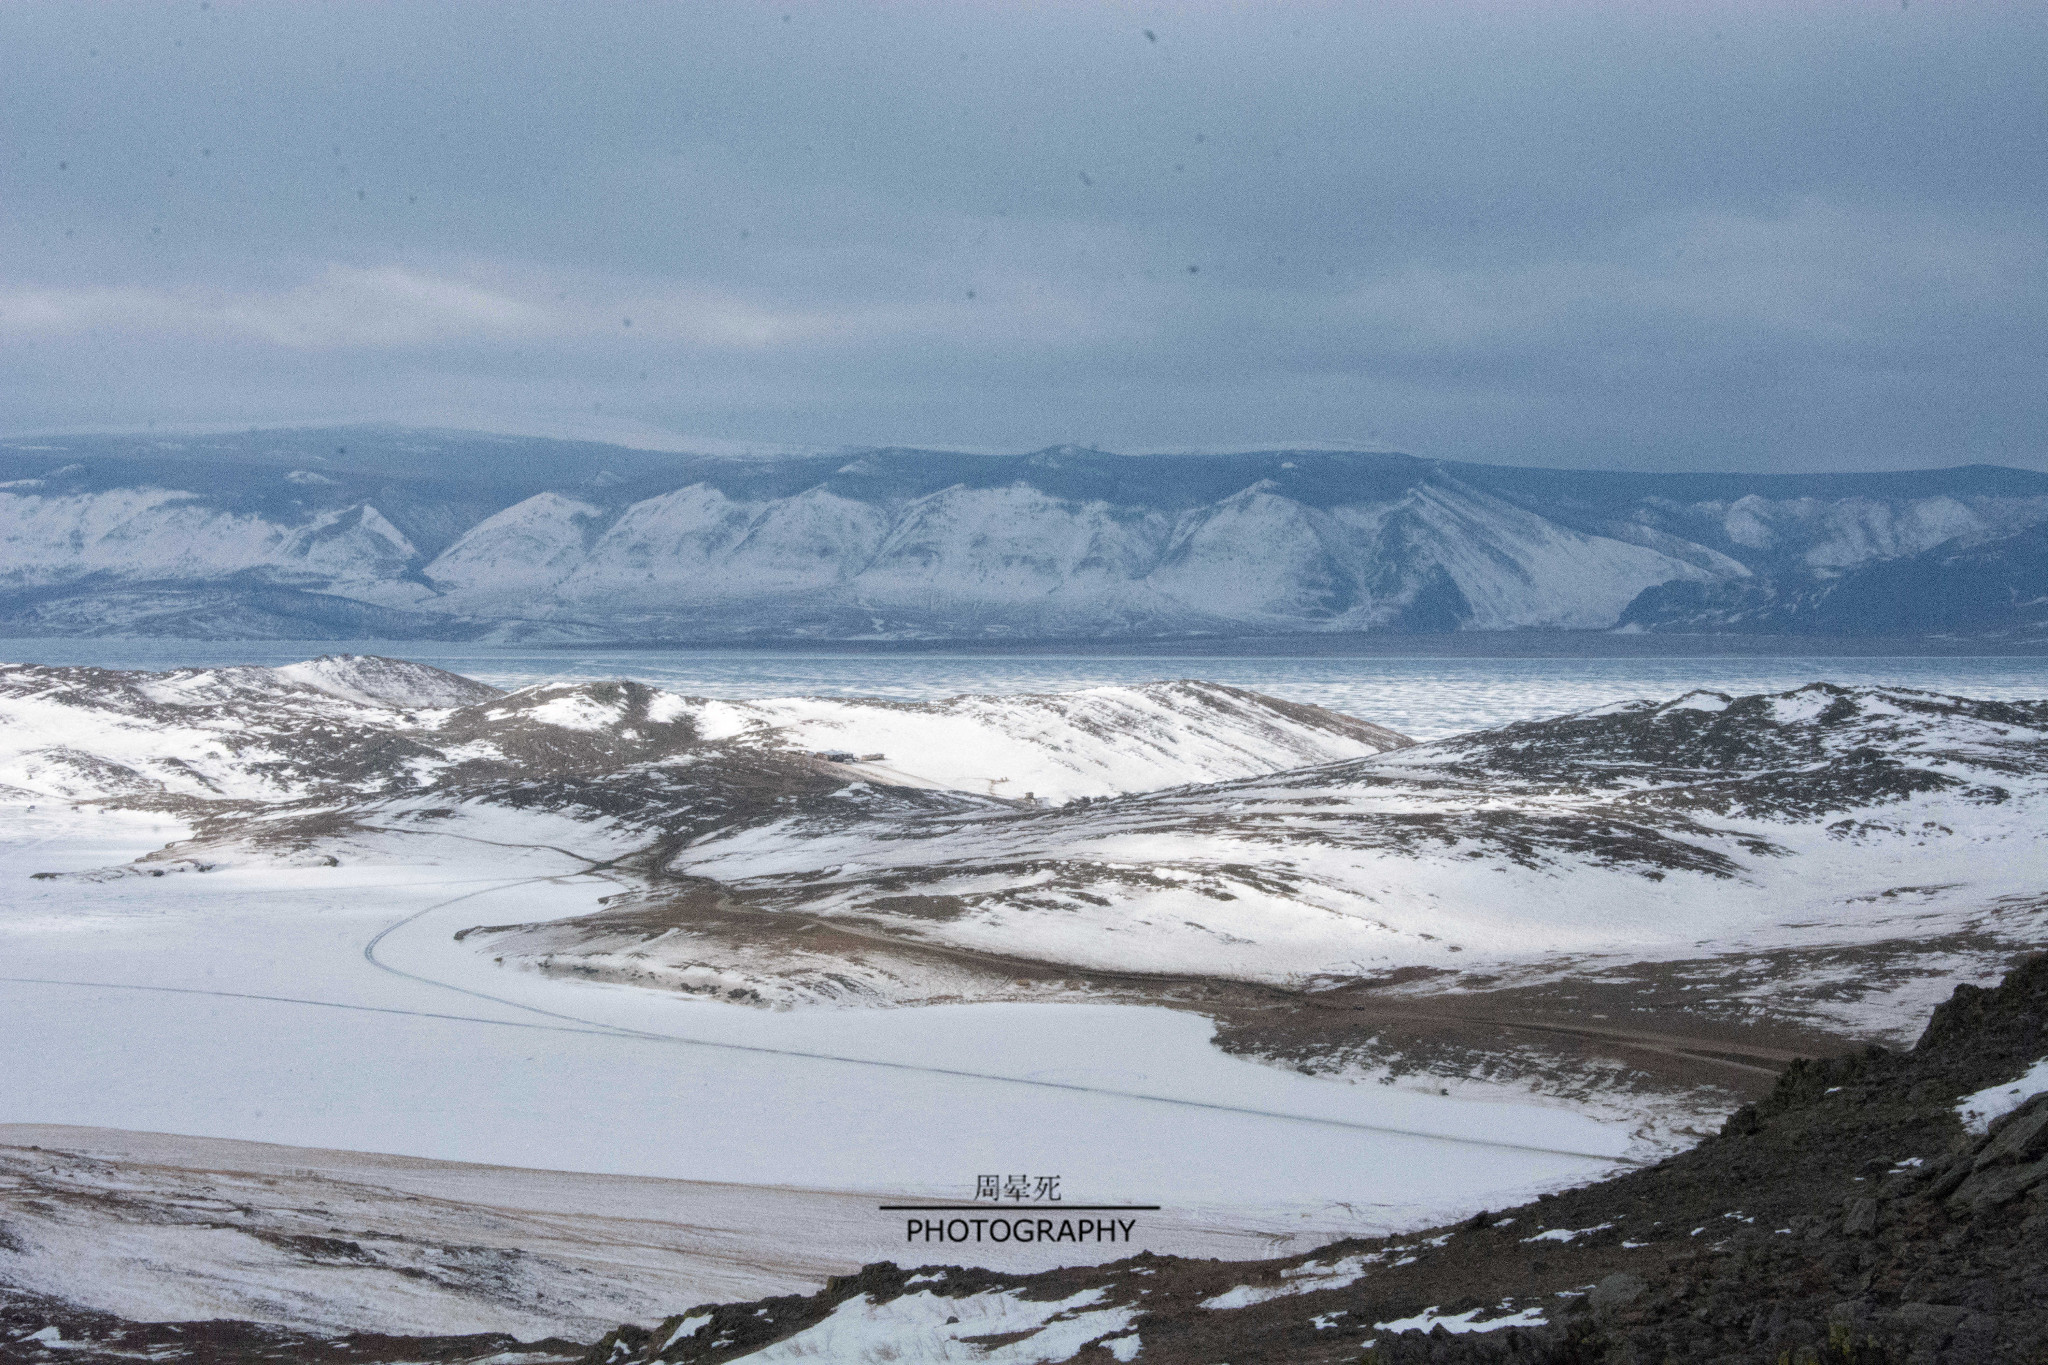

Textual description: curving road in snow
[0,804,1633,1258]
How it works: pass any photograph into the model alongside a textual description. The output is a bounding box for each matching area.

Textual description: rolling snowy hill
[3,429,2045,640]
[0,656,1402,817]
[507,682,2048,1042]
[7,655,2043,1135]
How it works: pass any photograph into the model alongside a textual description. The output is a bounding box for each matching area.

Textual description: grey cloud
[0,1,2042,470]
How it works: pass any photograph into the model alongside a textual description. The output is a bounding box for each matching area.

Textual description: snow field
[0,815,1630,1266]
[632,680,1405,801]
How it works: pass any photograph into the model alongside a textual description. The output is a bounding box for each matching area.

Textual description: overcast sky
[2,1,2043,471]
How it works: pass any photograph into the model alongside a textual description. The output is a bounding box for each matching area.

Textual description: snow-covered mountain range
[3,428,2044,640]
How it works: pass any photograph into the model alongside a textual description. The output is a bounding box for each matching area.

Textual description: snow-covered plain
[0,812,1621,1209]
[0,817,1627,1341]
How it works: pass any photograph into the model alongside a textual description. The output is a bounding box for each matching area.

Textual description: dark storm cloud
[1,1,2043,470]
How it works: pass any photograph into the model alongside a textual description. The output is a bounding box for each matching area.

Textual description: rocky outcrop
[1364,956,2048,1364]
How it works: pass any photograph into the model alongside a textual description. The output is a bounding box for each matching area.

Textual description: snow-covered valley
[0,653,2043,1351]
[0,784,1623,1344]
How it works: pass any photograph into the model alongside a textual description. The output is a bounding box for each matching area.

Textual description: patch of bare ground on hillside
[1209,929,2048,1100]
[470,879,2046,1133]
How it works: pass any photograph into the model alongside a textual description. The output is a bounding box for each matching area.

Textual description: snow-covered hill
[0,658,1400,815]
[558,683,2044,1030]
[673,683,1408,800]
[397,676,2041,1147]
[4,429,2045,640]
[11,656,2042,1068]
[0,656,498,805]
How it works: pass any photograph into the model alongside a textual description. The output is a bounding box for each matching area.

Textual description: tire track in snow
[2,833,1640,1166]
[0,973,638,1039]
[0,968,1639,1164]
[359,862,1644,1165]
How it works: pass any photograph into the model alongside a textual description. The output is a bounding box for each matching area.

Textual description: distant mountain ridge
[1,427,2043,641]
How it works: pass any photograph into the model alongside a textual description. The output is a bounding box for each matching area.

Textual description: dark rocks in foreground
[581,956,2048,1365]
[0,1288,581,1365]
